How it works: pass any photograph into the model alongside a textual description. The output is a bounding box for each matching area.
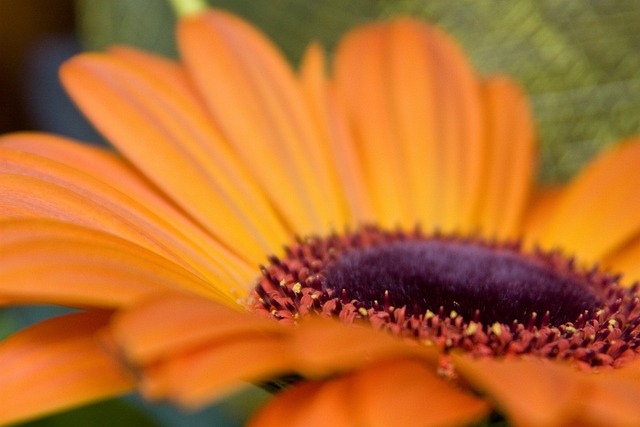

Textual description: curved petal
[0,311,133,426]
[352,358,489,427]
[521,185,564,242]
[290,317,438,378]
[1,132,182,220]
[529,139,640,264]
[574,358,640,425]
[248,374,352,427]
[247,381,330,427]
[0,146,252,293]
[0,132,252,283]
[108,295,440,411]
[138,335,293,407]
[299,43,367,225]
[178,10,346,235]
[106,45,204,109]
[250,358,489,427]
[108,294,294,406]
[453,355,584,427]
[578,371,640,426]
[1,132,216,242]
[60,51,290,264]
[333,18,483,231]
[603,235,640,284]
[110,294,286,364]
[0,219,230,307]
[473,76,536,239]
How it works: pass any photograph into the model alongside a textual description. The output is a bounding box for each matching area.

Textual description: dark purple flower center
[323,240,599,325]
[252,227,640,367]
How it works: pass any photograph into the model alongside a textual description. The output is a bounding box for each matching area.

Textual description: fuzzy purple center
[323,240,600,325]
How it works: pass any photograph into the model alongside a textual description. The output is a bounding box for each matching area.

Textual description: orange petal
[578,370,640,426]
[291,317,438,378]
[1,132,181,221]
[334,18,483,231]
[603,235,640,284]
[0,146,251,293]
[521,185,564,242]
[60,51,289,265]
[352,358,489,427]
[333,21,411,228]
[0,132,253,284]
[178,10,346,235]
[299,43,368,225]
[530,139,640,264]
[474,76,536,239]
[250,358,488,427]
[106,45,205,110]
[0,311,133,426]
[453,355,584,427]
[247,380,331,427]
[110,294,286,364]
[139,334,293,408]
[0,219,227,307]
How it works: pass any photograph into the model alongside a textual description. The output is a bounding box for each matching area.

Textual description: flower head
[2,7,640,427]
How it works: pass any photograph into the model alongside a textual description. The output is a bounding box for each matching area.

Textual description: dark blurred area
[0,0,74,133]
[0,0,101,142]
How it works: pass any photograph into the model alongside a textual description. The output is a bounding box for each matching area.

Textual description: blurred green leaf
[0,311,19,340]
[128,386,271,427]
[10,387,270,427]
[17,398,159,427]
[0,306,76,340]
[75,0,178,55]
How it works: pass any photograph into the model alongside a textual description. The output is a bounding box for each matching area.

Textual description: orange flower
[1,7,640,427]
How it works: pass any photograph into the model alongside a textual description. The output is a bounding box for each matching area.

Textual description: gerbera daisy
[2,3,640,427]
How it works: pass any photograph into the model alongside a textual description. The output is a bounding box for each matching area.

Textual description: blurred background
[0,0,74,134]
[1,0,640,425]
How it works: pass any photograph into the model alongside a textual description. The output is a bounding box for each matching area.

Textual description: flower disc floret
[252,226,640,369]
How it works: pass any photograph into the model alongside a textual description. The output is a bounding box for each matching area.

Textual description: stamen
[249,227,640,369]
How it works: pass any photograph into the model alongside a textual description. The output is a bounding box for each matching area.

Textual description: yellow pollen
[450,310,458,318]
[491,323,502,336]
[425,309,435,319]
[465,322,478,336]
[292,283,302,294]
[358,307,369,317]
